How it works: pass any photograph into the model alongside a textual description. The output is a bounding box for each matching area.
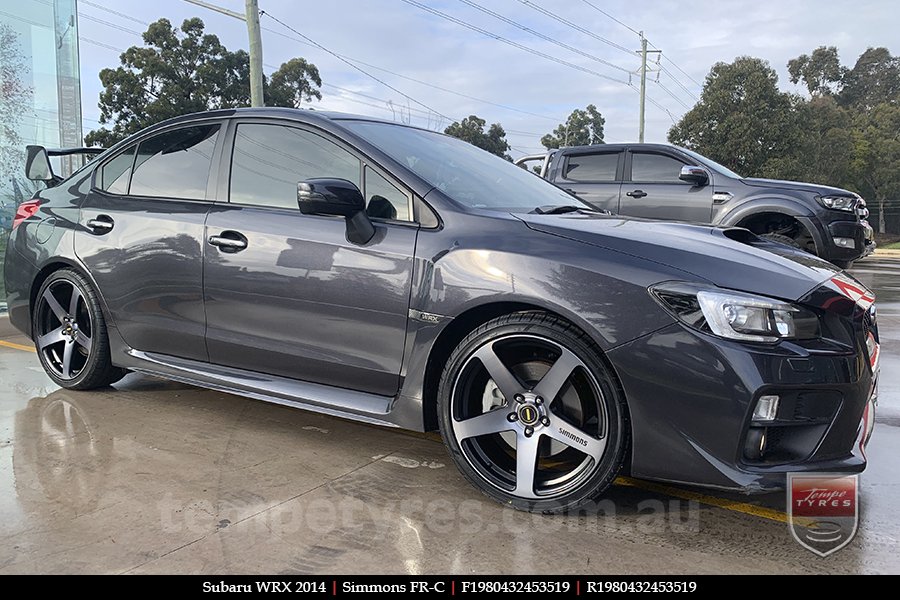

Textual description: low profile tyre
[32,269,126,390]
[437,312,628,513]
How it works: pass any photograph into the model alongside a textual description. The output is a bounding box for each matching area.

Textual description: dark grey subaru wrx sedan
[4,108,879,512]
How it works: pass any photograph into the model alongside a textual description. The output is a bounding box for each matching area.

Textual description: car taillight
[12,200,41,230]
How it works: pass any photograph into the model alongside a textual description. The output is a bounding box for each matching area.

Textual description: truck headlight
[650,283,820,343]
[817,194,857,212]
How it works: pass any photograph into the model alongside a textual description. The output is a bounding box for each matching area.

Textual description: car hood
[518,212,840,301]
[740,177,854,196]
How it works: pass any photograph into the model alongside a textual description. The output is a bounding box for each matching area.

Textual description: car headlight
[650,282,820,343]
[817,194,857,212]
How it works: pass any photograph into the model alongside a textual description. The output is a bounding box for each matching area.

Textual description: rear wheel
[33,269,126,390]
[437,312,628,513]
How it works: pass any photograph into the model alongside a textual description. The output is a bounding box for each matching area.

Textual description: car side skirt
[117,349,416,429]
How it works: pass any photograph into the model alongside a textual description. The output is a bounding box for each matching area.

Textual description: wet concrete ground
[0,257,898,574]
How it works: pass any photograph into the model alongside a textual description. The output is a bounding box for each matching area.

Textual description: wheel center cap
[517,403,541,426]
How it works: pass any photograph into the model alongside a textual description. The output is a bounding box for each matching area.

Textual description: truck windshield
[342,120,588,212]
[679,147,743,179]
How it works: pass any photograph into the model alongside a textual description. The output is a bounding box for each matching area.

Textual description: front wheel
[437,312,628,513]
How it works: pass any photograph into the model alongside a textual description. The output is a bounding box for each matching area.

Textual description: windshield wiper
[530,205,597,215]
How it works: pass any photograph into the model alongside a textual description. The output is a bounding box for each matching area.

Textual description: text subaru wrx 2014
[4,109,878,512]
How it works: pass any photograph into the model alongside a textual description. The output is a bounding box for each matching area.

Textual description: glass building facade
[0,0,82,309]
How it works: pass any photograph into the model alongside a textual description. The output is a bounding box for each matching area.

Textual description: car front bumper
[607,313,877,492]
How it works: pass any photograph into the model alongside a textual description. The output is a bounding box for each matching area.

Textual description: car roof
[149,106,416,131]
[558,142,681,153]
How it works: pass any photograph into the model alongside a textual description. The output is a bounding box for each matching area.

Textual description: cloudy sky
[76,0,899,157]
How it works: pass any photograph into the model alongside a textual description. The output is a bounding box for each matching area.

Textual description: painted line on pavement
[0,339,35,353]
[0,338,792,523]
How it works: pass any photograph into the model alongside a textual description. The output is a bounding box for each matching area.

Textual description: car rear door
[552,149,624,212]
[620,149,714,222]
[201,118,417,396]
[75,120,224,361]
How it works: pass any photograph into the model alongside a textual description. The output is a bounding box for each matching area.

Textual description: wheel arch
[419,301,630,447]
[29,258,116,338]
[729,210,819,254]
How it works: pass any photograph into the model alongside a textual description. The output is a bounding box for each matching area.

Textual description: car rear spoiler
[25,145,105,187]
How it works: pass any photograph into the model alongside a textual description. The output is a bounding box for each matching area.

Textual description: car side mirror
[297,178,375,245]
[25,145,55,183]
[679,165,709,186]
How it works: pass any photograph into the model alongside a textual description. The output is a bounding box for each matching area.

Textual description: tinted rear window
[129,125,219,199]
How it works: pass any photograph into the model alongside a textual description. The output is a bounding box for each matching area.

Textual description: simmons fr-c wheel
[437,312,628,513]
[33,269,126,390]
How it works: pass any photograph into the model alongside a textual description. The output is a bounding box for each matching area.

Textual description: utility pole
[638,32,647,143]
[245,0,264,107]
[634,32,661,143]
[183,0,265,106]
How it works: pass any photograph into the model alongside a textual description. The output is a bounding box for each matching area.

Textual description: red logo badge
[788,473,859,556]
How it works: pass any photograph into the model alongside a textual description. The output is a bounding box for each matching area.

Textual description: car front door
[620,149,713,222]
[75,121,223,361]
[553,150,624,212]
[202,120,417,396]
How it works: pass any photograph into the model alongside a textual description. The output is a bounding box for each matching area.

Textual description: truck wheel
[760,233,800,248]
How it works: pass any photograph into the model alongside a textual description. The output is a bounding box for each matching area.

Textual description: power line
[653,80,691,111]
[514,0,634,56]
[657,62,700,102]
[578,0,641,36]
[660,54,703,89]
[80,0,149,27]
[81,0,567,126]
[458,0,632,74]
[260,10,452,124]
[400,0,630,85]
[524,0,700,106]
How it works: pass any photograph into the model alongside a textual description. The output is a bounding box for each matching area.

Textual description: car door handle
[626,190,647,198]
[208,231,248,253]
[564,188,581,195]
[86,215,114,234]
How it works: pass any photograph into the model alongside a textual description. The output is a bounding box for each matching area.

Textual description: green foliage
[787,46,844,97]
[668,57,800,177]
[0,23,31,193]
[849,103,900,233]
[85,18,322,147]
[268,58,322,108]
[541,104,605,149]
[669,48,900,233]
[444,115,511,159]
[839,47,900,111]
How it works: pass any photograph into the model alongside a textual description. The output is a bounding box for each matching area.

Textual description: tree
[541,104,605,149]
[668,57,800,177]
[787,46,844,96]
[839,47,900,111]
[86,18,323,147]
[268,58,322,108]
[0,23,32,202]
[849,103,900,233]
[444,115,511,159]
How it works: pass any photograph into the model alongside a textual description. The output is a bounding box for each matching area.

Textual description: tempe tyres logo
[788,473,859,557]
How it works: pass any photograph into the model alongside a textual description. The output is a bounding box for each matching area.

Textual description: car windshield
[678,147,743,179]
[342,120,587,212]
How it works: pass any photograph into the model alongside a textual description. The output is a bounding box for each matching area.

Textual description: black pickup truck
[516,143,875,267]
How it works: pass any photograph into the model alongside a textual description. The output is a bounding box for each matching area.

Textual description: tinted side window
[631,152,686,183]
[99,145,136,194]
[129,125,220,200]
[564,153,619,181]
[230,123,361,209]
[365,166,410,221]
